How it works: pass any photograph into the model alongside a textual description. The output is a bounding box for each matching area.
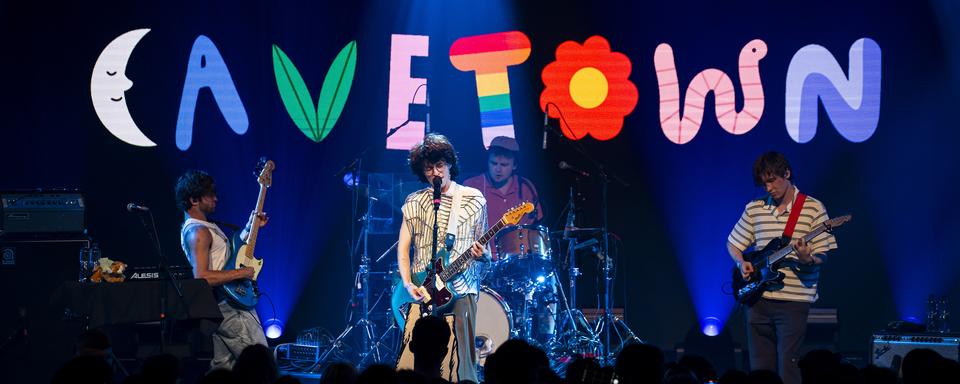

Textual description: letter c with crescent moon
[90,28,156,147]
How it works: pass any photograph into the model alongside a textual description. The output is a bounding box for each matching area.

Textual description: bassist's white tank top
[181,218,229,272]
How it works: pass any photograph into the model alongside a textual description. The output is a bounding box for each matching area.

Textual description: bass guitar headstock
[255,157,276,188]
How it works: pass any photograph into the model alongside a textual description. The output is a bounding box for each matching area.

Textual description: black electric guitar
[731,214,851,306]
[391,202,533,330]
[221,158,274,310]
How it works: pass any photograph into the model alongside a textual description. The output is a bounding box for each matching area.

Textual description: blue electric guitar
[731,214,850,306]
[221,158,274,310]
[391,202,533,329]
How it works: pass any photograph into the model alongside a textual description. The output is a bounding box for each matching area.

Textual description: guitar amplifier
[871,333,960,369]
[1,192,85,234]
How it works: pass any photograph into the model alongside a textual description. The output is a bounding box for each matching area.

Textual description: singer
[397,133,489,383]
[175,169,269,370]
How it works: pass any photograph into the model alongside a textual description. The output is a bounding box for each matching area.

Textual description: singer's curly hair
[408,133,460,183]
[174,170,216,212]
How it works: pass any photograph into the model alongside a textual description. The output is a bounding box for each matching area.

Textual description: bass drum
[475,286,512,367]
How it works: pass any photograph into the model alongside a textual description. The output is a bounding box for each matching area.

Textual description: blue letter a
[175,35,248,151]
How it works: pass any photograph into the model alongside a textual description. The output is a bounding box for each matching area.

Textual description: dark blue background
[3,0,959,357]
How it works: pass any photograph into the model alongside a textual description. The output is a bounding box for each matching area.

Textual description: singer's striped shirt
[401,182,489,296]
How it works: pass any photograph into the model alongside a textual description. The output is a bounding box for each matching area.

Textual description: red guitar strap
[782,192,807,239]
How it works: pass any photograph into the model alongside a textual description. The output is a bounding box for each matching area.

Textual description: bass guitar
[221,158,275,310]
[391,202,533,329]
[732,214,851,306]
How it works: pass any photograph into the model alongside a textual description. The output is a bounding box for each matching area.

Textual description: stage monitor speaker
[871,333,960,370]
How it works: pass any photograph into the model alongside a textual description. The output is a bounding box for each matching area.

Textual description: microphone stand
[134,209,184,353]
[543,102,633,365]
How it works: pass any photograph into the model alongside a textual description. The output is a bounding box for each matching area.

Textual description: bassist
[726,152,838,384]
[398,134,489,383]
[176,169,269,370]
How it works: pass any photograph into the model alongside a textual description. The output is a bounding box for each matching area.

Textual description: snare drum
[494,225,552,279]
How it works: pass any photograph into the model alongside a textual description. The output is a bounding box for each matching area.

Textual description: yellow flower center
[568,67,608,109]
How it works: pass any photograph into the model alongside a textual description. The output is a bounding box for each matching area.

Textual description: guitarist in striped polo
[398,134,490,383]
[176,169,269,370]
[727,152,838,384]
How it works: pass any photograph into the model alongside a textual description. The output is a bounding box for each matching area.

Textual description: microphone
[432,177,442,211]
[558,161,590,178]
[542,105,549,150]
[126,203,150,212]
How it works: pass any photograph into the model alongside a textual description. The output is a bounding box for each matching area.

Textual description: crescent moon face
[90,28,155,147]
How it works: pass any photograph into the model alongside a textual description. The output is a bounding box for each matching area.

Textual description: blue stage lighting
[265,318,284,339]
[702,316,722,337]
[536,275,545,283]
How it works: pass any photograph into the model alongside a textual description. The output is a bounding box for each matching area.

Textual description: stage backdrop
[3,0,959,360]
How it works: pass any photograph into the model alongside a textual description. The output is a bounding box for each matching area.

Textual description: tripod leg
[312,323,356,372]
[550,266,580,340]
[353,319,378,366]
[357,323,398,367]
[614,317,643,346]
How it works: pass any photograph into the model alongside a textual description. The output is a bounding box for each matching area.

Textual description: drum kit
[314,171,639,372]
[474,222,639,371]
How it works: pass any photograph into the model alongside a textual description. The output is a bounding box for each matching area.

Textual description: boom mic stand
[543,102,637,365]
[133,208,185,353]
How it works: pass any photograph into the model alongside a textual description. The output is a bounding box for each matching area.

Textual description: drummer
[465,136,556,343]
[463,135,544,260]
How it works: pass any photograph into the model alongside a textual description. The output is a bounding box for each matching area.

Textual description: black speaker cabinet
[0,238,89,384]
[872,333,960,370]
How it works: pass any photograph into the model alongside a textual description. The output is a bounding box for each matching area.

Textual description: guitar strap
[782,192,807,239]
[444,182,464,252]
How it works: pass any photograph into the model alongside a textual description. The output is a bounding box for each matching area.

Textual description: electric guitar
[221,158,274,310]
[391,202,533,329]
[731,214,851,306]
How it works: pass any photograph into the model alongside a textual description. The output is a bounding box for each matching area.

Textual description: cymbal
[549,227,601,235]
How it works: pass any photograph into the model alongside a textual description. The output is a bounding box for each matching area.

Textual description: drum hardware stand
[592,169,641,362]
[314,210,401,370]
[321,176,383,369]
[519,280,542,343]
[547,188,593,346]
[313,201,381,370]
[356,289,400,367]
[549,263,595,351]
[543,102,635,365]
[323,121,415,371]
